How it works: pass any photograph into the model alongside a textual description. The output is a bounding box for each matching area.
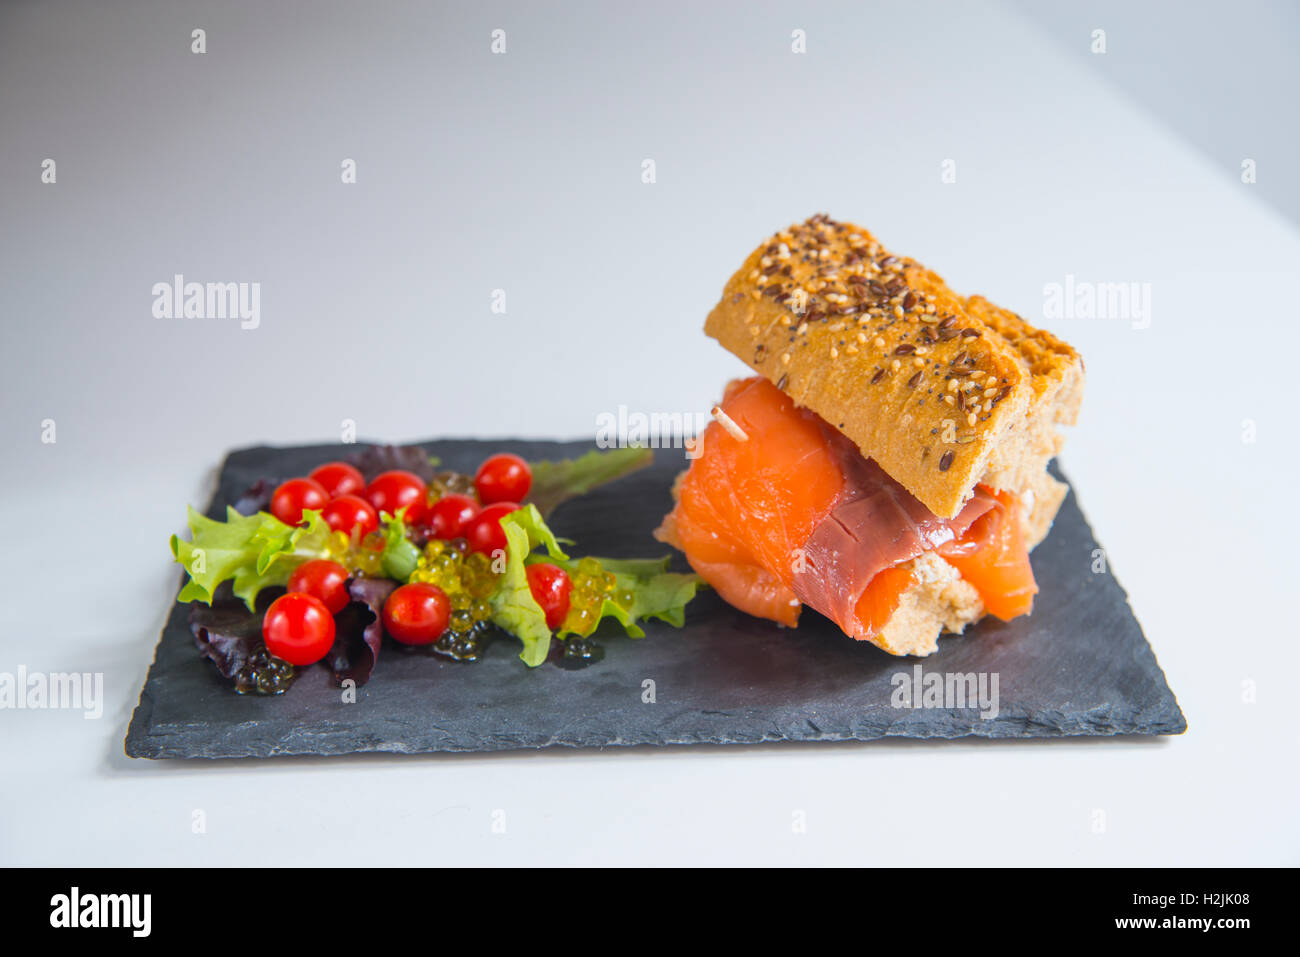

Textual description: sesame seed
[749,325,760,336]
[890,359,901,371]
[914,356,925,367]
[966,412,977,426]
[846,343,859,355]
[943,394,955,405]
[947,379,958,391]
[830,346,839,359]
[874,336,886,349]
[796,322,808,334]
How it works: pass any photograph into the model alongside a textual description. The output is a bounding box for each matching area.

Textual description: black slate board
[125,440,1185,758]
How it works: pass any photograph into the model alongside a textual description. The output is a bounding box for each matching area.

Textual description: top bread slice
[704,214,1084,518]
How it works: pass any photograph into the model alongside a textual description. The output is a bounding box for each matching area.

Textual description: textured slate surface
[125,440,1185,759]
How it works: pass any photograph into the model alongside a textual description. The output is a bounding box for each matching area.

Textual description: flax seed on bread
[703,215,1084,520]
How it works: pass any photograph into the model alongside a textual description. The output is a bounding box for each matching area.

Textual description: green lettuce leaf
[527,554,701,639]
[526,446,652,518]
[171,507,338,611]
[380,508,421,582]
[487,505,570,667]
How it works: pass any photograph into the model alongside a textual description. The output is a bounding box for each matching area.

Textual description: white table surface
[2,0,1296,866]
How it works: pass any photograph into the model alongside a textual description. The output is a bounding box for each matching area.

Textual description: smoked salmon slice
[655,376,1036,643]
[939,488,1037,620]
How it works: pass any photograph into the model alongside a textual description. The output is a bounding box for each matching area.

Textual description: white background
[1,1,1297,865]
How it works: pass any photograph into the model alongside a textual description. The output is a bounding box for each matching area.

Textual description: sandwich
[655,214,1084,655]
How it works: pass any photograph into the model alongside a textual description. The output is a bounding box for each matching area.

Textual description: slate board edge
[126,714,1188,760]
[1054,479,1187,739]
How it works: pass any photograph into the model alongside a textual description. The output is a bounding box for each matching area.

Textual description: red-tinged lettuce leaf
[232,479,273,516]
[189,584,285,680]
[328,577,397,686]
[353,445,439,484]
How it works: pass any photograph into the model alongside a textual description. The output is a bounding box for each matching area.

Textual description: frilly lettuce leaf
[526,553,700,638]
[379,509,420,582]
[489,505,701,665]
[171,507,337,611]
[488,505,570,667]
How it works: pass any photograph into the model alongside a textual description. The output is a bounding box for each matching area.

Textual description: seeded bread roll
[704,215,1083,519]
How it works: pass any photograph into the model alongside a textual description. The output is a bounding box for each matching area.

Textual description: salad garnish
[171,445,700,693]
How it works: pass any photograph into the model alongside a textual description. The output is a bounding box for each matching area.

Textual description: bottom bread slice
[873,553,985,656]
[870,468,1067,656]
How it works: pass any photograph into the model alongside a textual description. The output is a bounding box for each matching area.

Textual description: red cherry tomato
[475,453,532,505]
[382,583,450,645]
[465,502,520,556]
[262,592,336,665]
[526,563,572,631]
[310,461,365,498]
[321,494,380,537]
[271,478,329,526]
[365,470,428,523]
[286,559,351,614]
[426,493,480,540]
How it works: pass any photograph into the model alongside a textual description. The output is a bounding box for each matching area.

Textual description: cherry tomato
[271,478,329,526]
[382,583,450,645]
[321,494,380,537]
[286,559,351,614]
[465,502,520,556]
[262,592,336,665]
[526,563,572,631]
[475,453,532,505]
[310,461,365,498]
[366,470,428,523]
[426,493,480,540]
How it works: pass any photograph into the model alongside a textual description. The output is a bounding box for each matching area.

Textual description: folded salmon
[655,377,1037,653]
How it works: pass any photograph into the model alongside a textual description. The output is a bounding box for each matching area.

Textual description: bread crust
[704,215,1082,519]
